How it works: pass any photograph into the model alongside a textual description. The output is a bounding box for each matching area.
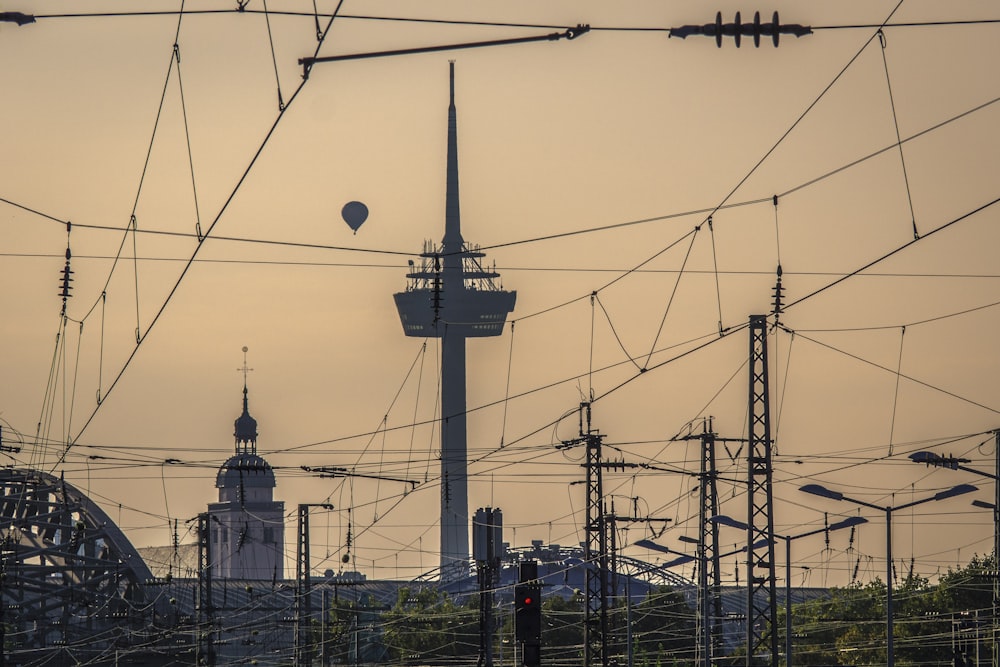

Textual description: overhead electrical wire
[4,89,996,268]
[22,8,1000,33]
[781,195,1000,314]
[780,326,1000,416]
[53,2,350,467]
[3,1,996,604]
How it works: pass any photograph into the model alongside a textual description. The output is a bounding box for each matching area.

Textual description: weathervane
[238,346,254,386]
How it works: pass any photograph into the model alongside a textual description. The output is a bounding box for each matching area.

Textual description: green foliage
[539,590,585,664]
[628,586,697,666]
[324,595,362,665]
[380,586,479,664]
[787,554,996,667]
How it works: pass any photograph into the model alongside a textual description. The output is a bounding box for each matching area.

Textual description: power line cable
[877,29,920,240]
[780,325,1000,416]
[22,8,1000,32]
[6,85,996,264]
[782,194,1000,314]
[54,2,349,467]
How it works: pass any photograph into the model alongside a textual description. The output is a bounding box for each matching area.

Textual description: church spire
[234,346,258,453]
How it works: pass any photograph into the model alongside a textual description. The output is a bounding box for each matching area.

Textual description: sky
[2,0,999,587]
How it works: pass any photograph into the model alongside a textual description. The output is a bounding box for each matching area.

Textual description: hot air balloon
[341,201,368,234]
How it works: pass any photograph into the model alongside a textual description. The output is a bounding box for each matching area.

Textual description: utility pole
[746,315,778,667]
[583,405,608,667]
[560,405,675,667]
[474,507,503,667]
[989,431,999,667]
[604,504,672,665]
[559,403,610,667]
[195,513,215,667]
[296,503,334,667]
[673,419,745,667]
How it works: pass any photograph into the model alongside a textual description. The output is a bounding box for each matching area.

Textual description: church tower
[208,349,285,580]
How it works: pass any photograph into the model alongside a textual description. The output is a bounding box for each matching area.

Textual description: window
[263,527,275,544]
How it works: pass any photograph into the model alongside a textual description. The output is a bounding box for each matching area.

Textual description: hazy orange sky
[2,0,999,585]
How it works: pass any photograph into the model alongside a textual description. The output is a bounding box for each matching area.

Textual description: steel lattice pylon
[0,468,153,657]
[584,430,609,667]
[196,512,216,666]
[295,504,313,667]
[698,423,723,667]
[568,403,610,667]
[746,316,778,667]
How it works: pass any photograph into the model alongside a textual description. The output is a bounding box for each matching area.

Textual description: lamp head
[663,554,694,568]
[933,483,977,501]
[829,515,868,531]
[800,484,844,501]
[710,514,749,531]
[634,539,674,556]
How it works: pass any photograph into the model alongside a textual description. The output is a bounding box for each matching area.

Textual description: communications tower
[394,63,516,580]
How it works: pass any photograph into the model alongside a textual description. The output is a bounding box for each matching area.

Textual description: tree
[787,554,996,667]
[380,586,478,664]
[627,586,697,667]
[540,591,585,666]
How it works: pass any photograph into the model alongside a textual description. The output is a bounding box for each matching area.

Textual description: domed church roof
[216,452,275,489]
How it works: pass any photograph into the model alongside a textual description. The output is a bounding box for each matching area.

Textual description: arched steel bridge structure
[0,467,158,662]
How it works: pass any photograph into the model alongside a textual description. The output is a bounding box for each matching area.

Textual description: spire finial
[234,346,258,453]
[240,346,253,390]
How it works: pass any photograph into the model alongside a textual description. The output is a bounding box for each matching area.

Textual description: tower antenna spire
[393,65,516,581]
[444,61,462,247]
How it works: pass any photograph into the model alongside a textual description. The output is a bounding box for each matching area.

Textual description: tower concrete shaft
[440,329,469,580]
[394,63,515,581]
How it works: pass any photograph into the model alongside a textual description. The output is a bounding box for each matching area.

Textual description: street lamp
[799,483,978,667]
[711,514,868,667]
[910,434,1000,667]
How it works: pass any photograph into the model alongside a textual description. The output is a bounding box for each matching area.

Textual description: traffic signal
[522,641,540,667]
[514,583,541,641]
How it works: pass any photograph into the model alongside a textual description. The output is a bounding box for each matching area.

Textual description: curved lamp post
[910,436,1000,667]
[799,483,978,667]
[712,514,868,667]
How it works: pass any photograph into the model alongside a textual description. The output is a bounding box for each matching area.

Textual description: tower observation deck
[393,63,515,581]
